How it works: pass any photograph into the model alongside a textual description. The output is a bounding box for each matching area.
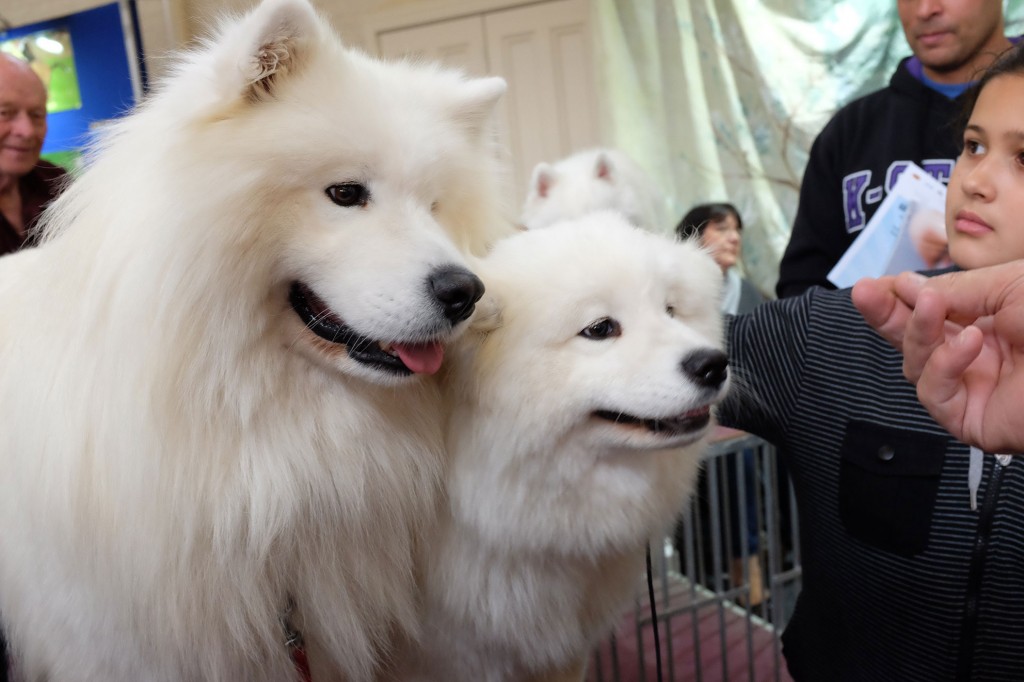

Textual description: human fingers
[916,232,948,268]
[852,276,911,349]
[914,325,983,440]
[891,271,928,309]
[902,288,953,384]
[913,262,1024,326]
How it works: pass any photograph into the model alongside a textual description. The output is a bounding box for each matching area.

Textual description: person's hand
[856,263,1024,452]
[851,274,915,350]
[913,228,951,269]
[907,209,951,268]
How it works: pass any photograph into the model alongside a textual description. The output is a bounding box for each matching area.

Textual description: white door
[484,0,598,208]
[378,16,489,76]
[374,0,598,212]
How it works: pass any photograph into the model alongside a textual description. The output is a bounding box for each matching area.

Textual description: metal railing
[588,433,802,682]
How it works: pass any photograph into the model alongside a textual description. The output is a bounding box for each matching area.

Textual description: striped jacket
[719,286,1024,681]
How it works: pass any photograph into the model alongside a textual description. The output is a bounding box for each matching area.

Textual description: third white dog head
[519,148,668,232]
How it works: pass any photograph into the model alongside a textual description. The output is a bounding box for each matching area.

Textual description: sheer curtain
[594,0,1024,295]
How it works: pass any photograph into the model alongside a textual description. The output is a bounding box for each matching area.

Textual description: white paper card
[828,163,949,289]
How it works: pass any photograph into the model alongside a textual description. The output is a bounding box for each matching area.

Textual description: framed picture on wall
[0,27,83,114]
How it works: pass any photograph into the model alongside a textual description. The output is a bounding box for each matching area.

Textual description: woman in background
[677,203,765,315]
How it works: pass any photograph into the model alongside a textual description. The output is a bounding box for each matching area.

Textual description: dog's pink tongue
[394,341,445,375]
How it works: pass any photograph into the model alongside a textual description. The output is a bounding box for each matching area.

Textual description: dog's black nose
[681,349,729,389]
[430,266,485,324]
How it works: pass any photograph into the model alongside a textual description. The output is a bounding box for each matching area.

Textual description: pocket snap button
[877,445,896,462]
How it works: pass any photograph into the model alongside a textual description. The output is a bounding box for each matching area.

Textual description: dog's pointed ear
[531,163,554,199]
[451,76,506,136]
[206,0,321,106]
[240,0,320,101]
[594,151,615,181]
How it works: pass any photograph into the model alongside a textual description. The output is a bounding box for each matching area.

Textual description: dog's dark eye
[666,305,676,318]
[579,317,621,340]
[325,183,369,207]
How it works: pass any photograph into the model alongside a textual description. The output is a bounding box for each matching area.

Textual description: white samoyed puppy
[519,148,669,232]
[0,0,511,680]
[392,212,729,681]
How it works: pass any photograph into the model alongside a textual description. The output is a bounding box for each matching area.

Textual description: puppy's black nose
[429,266,485,324]
[681,349,729,389]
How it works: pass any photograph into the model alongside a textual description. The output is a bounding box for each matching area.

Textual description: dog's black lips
[594,406,712,435]
[289,281,412,375]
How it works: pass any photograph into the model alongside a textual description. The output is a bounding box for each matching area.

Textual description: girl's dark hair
[956,41,1024,142]
[676,202,742,241]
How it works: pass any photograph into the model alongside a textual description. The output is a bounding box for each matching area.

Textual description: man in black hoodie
[775,0,1015,298]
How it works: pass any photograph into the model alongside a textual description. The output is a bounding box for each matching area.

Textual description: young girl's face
[947,74,1024,270]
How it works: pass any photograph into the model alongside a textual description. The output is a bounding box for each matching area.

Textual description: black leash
[645,543,664,682]
[0,628,7,682]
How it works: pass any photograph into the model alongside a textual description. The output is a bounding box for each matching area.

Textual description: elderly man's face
[0,62,47,180]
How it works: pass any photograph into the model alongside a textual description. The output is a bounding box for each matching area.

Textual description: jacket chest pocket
[838,420,949,557]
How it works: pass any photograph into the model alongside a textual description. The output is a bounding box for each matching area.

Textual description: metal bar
[658,541,677,682]
[706,457,730,680]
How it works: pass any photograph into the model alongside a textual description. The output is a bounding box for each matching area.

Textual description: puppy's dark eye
[579,317,621,340]
[666,305,676,317]
[325,183,369,207]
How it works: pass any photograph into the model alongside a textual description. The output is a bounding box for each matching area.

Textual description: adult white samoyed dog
[0,0,510,680]
[393,212,729,681]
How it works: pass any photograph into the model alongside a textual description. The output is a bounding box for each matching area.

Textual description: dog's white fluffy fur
[0,0,511,679]
[394,213,728,681]
[520,148,669,232]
